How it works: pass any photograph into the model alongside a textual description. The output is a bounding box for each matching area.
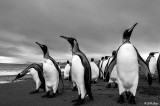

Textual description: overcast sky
[0,0,160,63]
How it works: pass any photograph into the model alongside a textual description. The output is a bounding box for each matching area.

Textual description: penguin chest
[117,44,139,86]
[72,55,84,81]
[43,59,59,83]
[29,68,40,83]
[64,64,70,75]
[102,60,108,73]
[149,57,157,75]
[90,62,99,79]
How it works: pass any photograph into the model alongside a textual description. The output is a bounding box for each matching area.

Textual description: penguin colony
[12,23,160,105]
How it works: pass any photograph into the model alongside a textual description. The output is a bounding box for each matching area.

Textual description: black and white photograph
[0,0,160,106]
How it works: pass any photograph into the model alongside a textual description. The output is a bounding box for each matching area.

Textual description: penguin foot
[41,92,50,98]
[117,95,124,104]
[47,93,56,98]
[114,83,118,88]
[73,98,84,106]
[129,95,136,104]
[126,91,131,101]
[103,79,106,82]
[88,92,94,101]
[106,83,111,88]
[91,81,97,84]
[56,90,59,95]
[72,86,78,91]
[72,95,81,102]
[30,89,39,94]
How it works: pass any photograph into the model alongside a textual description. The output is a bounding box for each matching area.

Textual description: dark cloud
[0,0,160,63]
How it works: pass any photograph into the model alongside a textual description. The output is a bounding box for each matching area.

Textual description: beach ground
[0,76,160,106]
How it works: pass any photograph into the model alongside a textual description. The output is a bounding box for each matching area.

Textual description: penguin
[64,60,71,80]
[99,57,104,78]
[157,53,160,83]
[106,23,152,104]
[146,52,158,78]
[101,56,109,81]
[105,51,118,88]
[12,63,45,93]
[36,42,64,98]
[90,58,99,84]
[60,36,93,105]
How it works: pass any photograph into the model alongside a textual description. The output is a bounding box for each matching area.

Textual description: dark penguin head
[101,57,104,61]
[12,73,24,82]
[105,56,109,60]
[149,52,159,57]
[67,60,69,64]
[60,36,80,53]
[36,42,49,58]
[91,58,94,62]
[112,51,117,56]
[123,23,138,43]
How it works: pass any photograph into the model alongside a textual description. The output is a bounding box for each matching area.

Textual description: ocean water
[0,63,29,76]
[0,63,65,84]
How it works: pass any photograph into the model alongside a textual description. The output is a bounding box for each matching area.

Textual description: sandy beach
[0,75,160,106]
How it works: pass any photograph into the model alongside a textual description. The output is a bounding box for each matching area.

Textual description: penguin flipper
[135,48,152,85]
[105,56,116,82]
[50,58,65,93]
[76,52,92,93]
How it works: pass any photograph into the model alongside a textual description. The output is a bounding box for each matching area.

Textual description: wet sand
[0,77,160,106]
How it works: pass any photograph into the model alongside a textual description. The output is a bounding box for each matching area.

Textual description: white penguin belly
[101,60,108,74]
[110,65,117,81]
[149,57,157,75]
[117,43,139,89]
[72,55,84,82]
[43,59,59,87]
[90,62,99,80]
[64,64,70,78]
[29,68,40,83]
[29,68,41,89]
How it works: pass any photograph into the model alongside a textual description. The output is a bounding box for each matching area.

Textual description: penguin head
[60,36,78,49]
[149,52,159,57]
[36,42,48,56]
[105,56,109,60]
[123,23,138,42]
[101,57,104,60]
[91,58,94,62]
[12,73,24,82]
[112,51,117,56]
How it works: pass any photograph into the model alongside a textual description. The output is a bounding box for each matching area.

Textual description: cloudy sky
[0,0,160,63]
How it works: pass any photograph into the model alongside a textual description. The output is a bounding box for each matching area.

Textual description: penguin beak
[60,36,69,41]
[12,73,22,82]
[12,78,17,82]
[128,23,138,32]
[36,42,43,49]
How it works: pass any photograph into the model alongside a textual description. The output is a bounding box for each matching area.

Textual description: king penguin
[105,51,118,88]
[60,36,93,105]
[12,63,45,93]
[146,52,158,78]
[90,58,99,84]
[36,42,64,98]
[101,56,109,81]
[106,23,152,104]
[64,60,71,80]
